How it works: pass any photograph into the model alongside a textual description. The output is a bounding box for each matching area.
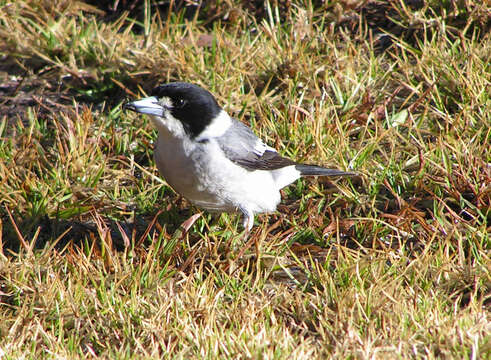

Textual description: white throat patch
[152,113,186,138]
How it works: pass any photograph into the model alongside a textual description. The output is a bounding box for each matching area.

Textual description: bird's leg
[241,209,254,234]
[233,210,256,258]
[241,209,255,246]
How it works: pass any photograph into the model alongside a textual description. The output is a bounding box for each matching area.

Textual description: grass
[0,0,489,358]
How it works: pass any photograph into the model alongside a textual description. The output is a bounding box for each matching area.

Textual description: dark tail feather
[295,164,357,177]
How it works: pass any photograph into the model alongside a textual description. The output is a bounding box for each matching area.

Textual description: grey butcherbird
[124,82,356,233]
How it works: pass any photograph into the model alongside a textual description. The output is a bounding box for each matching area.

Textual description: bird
[124,82,356,234]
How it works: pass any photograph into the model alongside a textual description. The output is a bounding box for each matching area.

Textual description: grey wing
[216,119,296,171]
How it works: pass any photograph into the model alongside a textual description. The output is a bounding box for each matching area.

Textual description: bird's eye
[174,98,186,108]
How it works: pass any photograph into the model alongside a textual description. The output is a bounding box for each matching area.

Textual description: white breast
[153,131,284,215]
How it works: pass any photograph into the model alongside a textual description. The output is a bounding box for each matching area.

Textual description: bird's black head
[150,82,221,138]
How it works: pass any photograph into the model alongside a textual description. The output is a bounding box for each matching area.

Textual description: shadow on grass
[0,203,198,257]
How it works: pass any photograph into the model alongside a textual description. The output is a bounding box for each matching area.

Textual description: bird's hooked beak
[123,96,166,117]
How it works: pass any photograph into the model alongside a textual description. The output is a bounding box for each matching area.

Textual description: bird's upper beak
[123,96,165,117]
